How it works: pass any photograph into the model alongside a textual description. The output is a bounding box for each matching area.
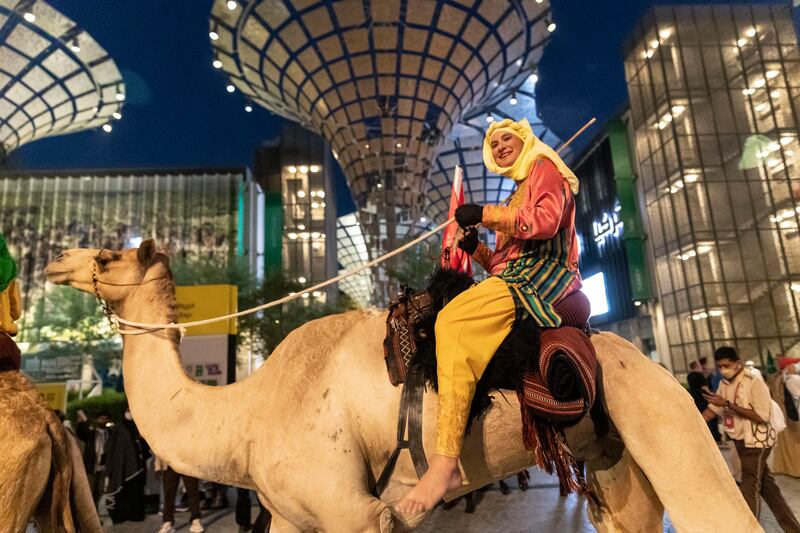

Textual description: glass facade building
[0,167,259,340]
[254,124,338,303]
[625,4,800,371]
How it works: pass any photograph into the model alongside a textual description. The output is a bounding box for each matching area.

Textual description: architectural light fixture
[226,84,235,93]
[23,12,35,22]
[546,20,556,32]
[112,112,122,120]
[227,0,238,10]
[245,105,253,112]
[102,124,112,133]
[213,59,223,69]
[209,31,219,40]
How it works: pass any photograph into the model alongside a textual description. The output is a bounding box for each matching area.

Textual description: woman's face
[491,131,524,167]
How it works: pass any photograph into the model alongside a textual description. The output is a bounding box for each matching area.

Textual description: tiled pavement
[100,467,799,532]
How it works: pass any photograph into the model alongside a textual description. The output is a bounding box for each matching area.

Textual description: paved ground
[99,467,799,532]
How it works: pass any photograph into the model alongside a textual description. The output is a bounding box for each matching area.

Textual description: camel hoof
[379,507,396,533]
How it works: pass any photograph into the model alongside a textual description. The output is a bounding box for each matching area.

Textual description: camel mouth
[43,264,71,284]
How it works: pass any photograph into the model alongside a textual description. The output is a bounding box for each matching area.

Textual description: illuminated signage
[582,272,610,317]
[592,202,623,252]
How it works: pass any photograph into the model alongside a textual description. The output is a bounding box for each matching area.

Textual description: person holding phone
[702,346,800,532]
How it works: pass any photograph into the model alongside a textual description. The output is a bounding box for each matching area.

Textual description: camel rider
[0,234,21,372]
[398,118,584,515]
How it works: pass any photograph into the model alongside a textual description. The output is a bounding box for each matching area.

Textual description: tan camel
[44,241,762,532]
[0,370,102,533]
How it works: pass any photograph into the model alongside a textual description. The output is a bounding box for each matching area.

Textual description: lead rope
[112,217,455,334]
[109,117,596,335]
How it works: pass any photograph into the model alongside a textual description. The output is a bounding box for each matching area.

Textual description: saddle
[377,272,603,498]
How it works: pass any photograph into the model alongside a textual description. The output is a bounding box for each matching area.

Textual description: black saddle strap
[374,369,428,497]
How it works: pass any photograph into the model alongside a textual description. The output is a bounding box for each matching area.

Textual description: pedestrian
[155,456,204,533]
[75,409,111,509]
[104,407,149,523]
[235,488,271,533]
[770,358,800,478]
[688,360,721,442]
[702,346,800,532]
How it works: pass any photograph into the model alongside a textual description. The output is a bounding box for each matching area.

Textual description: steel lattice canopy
[0,0,125,156]
[210,0,551,222]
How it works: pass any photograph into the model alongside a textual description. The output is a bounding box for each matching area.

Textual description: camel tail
[42,410,77,532]
[67,431,103,532]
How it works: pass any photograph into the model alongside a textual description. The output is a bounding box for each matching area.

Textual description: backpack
[770,399,787,434]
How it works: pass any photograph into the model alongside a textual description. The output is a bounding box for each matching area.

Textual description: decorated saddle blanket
[0,331,21,372]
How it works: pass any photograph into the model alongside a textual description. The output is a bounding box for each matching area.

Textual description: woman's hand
[455,204,484,228]
[457,227,479,255]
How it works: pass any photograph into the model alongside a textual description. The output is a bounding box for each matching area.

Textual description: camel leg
[269,512,302,533]
[586,447,664,533]
[594,334,762,533]
[565,415,664,533]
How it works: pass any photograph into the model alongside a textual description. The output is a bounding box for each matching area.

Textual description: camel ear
[137,239,157,265]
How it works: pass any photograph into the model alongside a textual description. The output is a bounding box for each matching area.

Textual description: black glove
[458,227,479,255]
[455,204,484,228]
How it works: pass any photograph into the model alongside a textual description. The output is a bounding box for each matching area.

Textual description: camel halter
[91,250,169,334]
[104,118,595,335]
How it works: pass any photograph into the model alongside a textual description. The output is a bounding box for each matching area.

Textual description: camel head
[44,240,169,306]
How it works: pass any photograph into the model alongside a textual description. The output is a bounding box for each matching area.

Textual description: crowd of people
[60,406,269,532]
[686,347,800,532]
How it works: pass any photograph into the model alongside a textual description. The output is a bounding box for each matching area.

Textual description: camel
[44,241,762,532]
[0,370,102,533]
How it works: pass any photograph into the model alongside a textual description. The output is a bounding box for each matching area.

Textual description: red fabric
[440,166,473,275]
[517,326,597,497]
[485,160,581,287]
[0,332,21,371]
[553,290,591,328]
[779,357,800,371]
[520,327,597,421]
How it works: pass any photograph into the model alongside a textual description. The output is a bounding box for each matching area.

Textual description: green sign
[608,120,651,302]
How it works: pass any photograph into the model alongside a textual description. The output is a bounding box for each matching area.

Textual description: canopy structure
[210,0,553,253]
[0,0,125,158]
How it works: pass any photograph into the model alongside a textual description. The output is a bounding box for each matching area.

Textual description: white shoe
[189,519,205,533]
[157,522,176,533]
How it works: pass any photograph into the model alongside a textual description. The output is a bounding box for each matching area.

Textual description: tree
[386,237,440,291]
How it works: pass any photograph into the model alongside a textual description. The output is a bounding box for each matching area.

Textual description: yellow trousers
[434,276,517,457]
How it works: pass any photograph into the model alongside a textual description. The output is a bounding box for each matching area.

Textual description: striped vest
[499,228,577,328]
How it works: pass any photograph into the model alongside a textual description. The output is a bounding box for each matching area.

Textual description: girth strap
[374,369,428,497]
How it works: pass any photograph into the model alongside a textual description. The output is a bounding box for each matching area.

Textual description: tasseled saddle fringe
[517,389,599,507]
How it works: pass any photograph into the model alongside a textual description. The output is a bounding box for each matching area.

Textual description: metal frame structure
[0,0,125,156]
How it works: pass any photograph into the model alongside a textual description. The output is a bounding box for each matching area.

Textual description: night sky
[6,0,789,214]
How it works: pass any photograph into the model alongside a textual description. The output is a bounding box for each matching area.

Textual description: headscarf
[483,118,579,194]
[0,234,16,293]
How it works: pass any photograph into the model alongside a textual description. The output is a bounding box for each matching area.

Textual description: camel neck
[118,277,254,487]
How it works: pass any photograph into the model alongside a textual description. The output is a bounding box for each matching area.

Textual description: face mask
[720,366,740,380]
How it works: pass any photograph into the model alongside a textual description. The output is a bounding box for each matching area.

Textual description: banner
[35,382,67,412]
[440,165,473,275]
[175,284,238,336]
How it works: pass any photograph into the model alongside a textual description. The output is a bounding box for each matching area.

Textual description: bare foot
[396,455,462,517]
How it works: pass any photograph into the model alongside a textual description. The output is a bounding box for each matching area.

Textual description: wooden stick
[555,117,597,154]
